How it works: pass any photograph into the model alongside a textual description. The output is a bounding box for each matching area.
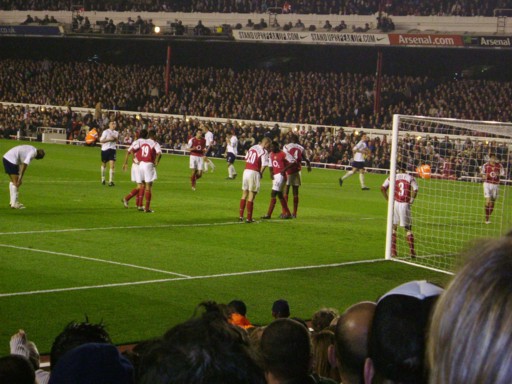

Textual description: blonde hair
[311,330,340,382]
[428,236,512,384]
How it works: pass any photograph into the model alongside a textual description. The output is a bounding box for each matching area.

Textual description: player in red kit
[481,153,504,224]
[381,164,419,257]
[262,141,295,220]
[187,129,206,191]
[122,129,148,210]
[283,134,311,218]
[138,130,162,213]
[239,137,271,223]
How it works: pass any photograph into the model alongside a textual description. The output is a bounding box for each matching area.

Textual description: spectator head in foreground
[311,307,339,333]
[0,354,35,384]
[329,301,376,384]
[137,301,265,384]
[48,343,134,384]
[228,299,254,330]
[260,318,311,383]
[365,280,443,384]
[312,330,340,382]
[272,299,290,319]
[229,299,248,316]
[50,318,112,368]
[428,236,512,384]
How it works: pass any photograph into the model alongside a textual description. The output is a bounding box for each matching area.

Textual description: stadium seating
[0,0,505,16]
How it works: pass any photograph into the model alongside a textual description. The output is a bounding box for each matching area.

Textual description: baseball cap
[378,280,443,303]
[369,281,443,383]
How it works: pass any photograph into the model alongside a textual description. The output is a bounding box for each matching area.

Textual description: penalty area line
[0,258,384,298]
[0,243,190,278]
[0,221,242,236]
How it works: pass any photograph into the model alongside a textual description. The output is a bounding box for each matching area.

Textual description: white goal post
[386,115,512,274]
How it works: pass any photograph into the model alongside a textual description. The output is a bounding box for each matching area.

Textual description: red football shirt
[482,162,504,185]
[245,144,268,171]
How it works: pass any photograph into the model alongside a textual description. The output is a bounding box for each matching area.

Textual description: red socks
[125,188,139,202]
[239,199,246,218]
[280,197,291,216]
[407,233,415,257]
[267,198,277,217]
[137,188,145,209]
[247,201,254,221]
[145,190,152,211]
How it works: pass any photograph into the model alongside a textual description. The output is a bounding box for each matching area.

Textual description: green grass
[0,140,449,356]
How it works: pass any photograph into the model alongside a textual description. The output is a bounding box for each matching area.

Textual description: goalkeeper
[381,164,418,258]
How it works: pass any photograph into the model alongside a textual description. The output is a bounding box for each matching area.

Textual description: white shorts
[286,171,302,187]
[131,163,142,184]
[272,173,286,192]
[139,161,157,183]
[242,169,261,193]
[483,182,499,200]
[189,155,204,170]
[393,201,412,227]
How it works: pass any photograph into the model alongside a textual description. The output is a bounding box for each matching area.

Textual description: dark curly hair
[50,316,112,368]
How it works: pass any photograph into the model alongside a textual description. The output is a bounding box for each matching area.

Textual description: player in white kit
[339,132,370,190]
[99,120,119,186]
[3,145,45,209]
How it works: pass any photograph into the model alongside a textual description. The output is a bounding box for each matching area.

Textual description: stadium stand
[0,59,510,128]
[0,54,510,179]
[0,0,509,16]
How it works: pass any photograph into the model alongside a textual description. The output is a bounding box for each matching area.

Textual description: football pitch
[0,140,450,355]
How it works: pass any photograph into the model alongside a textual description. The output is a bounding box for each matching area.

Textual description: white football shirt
[3,145,37,166]
[100,128,119,151]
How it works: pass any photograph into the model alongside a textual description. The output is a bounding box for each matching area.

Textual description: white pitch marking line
[0,259,385,298]
[0,243,190,278]
[0,221,242,236]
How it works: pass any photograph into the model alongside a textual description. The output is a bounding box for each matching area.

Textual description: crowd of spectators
[70,15,157,34]
[20,14,59,24]
[0,57,511,177]
[1,59,511,128]
[1,102,510,181]
[1,0,510,16]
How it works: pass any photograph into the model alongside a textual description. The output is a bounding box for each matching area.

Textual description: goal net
[386,115,512,274]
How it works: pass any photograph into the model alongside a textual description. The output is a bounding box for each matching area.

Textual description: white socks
[343,170,354,180]
[9,182,18,205]
[208,159,216,172]
[204,159,215,172]
[101,166,114,183]
[359,173,366,188]
[228,164,236,178]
